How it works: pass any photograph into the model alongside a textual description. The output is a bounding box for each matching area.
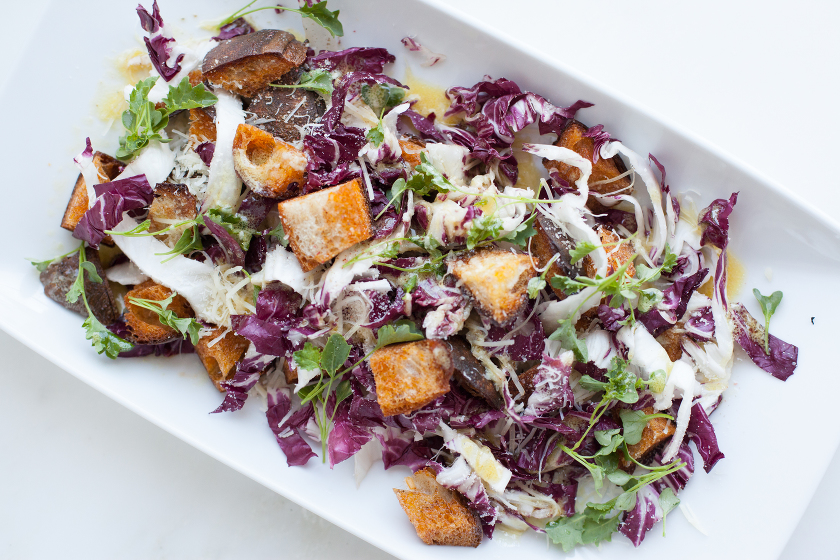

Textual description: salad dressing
[402,67,458,125]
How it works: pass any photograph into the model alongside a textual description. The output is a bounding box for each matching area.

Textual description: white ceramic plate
[2,1,839,559]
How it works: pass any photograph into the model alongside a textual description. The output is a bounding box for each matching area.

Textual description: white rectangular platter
[1,0,839,558]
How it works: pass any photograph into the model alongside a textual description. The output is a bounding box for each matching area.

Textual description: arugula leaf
[272,69,334,97]
[162,78,218,112]
[405,153,454,197]
[293,342,323,372]
[570,241,599,265]
[222,1,343,38]
[753,288,783,354]
[502,215,536,247]
[547,318,588,362]
[376,319,424,348]
[466,214,503,250]
[127,292,203,344]
[321,333,351,375]
[545,515,585,552]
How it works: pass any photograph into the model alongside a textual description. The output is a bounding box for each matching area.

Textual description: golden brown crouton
[446,338,503,409]
[277,178,374,272]
[656,323,685,362]
[231,124,307,198]
[530,214,579,300]
[61,151,122,233]
[448,248,536,326]
[188,68,204,87]
[543,120,631,196]
[399,137,426,169]
[148,183,198,248]
[202,30,306,98]
[394,468,482,547]
[369,340,454,417]
[619,407,676,469]
[189,108,217,144]
[195,328,251,391]
[510,364,538,403]
[248,84,326,144]
[584,227,636,279]
[40,248,119,325]
[123,280,194,344]
[282,358,299,385]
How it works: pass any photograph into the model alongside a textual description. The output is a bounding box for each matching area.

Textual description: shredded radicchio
[73,175,154,248]
[195,142,215,166]
[212,17,254,41]
[137,1,183,81]
[212,349,275,413]
[266,387,317,466]
[730,303,798,381]
[310,47,395,74]
[686,401,725,472]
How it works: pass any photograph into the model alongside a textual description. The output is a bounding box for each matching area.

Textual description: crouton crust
[195,328,251,391]
[277,178,374,272]
[584,227,636,279]
[148,183,198,248]
[399,137,426,169]
[248,85,325,144]
[543,120,631,196]
[202,29,306,98]
[123,280,194,345]
[394,468,482,547]
[232,124,307,198]
[619,407,676,469]
[282,358,299,385]
[656,322,685,362]
[448,248,536,325]
[61,151,122,234]
[531,215,579,300]
[189,108,217,144]
[446,338,503,409]
[370,340,454,417]
[39,248,119,325]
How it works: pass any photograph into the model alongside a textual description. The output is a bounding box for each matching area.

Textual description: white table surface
[1,1,838,558]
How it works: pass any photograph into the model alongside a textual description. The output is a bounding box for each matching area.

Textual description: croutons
[369,340,454,417]
[619,407,676,469]
[399,136,426,169]
[448,248,536,325]
[281,358,299,385]
[531,214,579,299]
[195,328,251,391]
[248,84,326,144]
[123,280,194,344]
[543,120,631,196]
[446,338,503,409]
[584,227,636,279]
[656,323,685,362]
[61,151,122,233]
[40,248,120,325]
[202,29,306,98]
[231,123,307,198]
[189,108,216,144]
[394,468,482,547]
[148,183,198,248]
[277,178,373,272]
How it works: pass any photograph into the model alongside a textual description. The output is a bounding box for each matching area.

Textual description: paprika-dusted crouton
[248,85,326,144]
[277,178,373,272]
[619,407,676,469]
[202,29,306,98]
[232,123,307,198]
[369,340,454,417]
[195,328,251,391]
[399,136,426,169]
[531,214,579,299]
[40,248,119,325]
[148,183,198,248]
[189,108,216,144]
[448,248,536,326]
[394,468,482,547]
[446,338,503,409]
[123,280,194,344]
[61,151,122,233]
[584,227,636,279]
[543,120,631,196]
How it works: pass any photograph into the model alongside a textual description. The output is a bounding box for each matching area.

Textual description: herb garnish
[753,288,783,354]
[127,292,202,344]
[271,69,334,98]
[220,1,343,37]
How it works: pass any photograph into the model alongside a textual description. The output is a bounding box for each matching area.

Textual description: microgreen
[221,1,343,37]
[527,254,558,299]
[405,153,454,197]
[361,83,405,115]
[271,69,334,98]
[268,220,290,247]
[27,246,80,273]
[753,288,783,354]
[548,318,588,362]
[619,409,673,446]
[465,214,503,250]
[127,292,202,344]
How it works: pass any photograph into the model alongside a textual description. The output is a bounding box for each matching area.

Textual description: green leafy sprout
[126,292,203,345]
[753,288,783,354]
[220,1,343,37]
[271,69,334,98]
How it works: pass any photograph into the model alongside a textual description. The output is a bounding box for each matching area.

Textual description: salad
[33,0,800,551]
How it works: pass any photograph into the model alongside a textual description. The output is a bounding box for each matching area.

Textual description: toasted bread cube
[399,137,426,169]
[189,108,217,144]
[195,328,251,391]
[277,178,373,272]
[61,151,122,233]
[40,248,119,325]
[123,280,194,344]
[249,84,325,144]
[370,340,453,417]
[531,214,580,299]
[619,407,676,469]
[656,323,685,362]
[232,124,307,198]
[281,358,299,384]
[202,29,306,98]
[394,468,482,547]
[448,248,536,325]
[543,120,631,196]
[147,183,198,248]
[584,227,636,279]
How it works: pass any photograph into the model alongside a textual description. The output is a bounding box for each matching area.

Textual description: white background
[1,0,838,558]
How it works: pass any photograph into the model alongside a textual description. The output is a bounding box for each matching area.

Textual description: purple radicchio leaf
[486,312,545,361]
[108,318,195,357]
[399,109,445,142]
[211,348,275,413]
[321,72,406,131]
[327,393,383,468]
[618,484,662,547]
[649,153,680,219]
[598,304,628,332]
[212,17,254,41]
[684,305,715,340]
[195,142,215,166]
[412,278,471,339]
[652,442,695,494]
[136,1,163,33]
[582,124,618,163]
[244,233,268,274]
[686,401,725,473]
[202,214,246,266]
[698,192,738,250]
[432,457,499,538]
[730,302,798,381]
[400,36,446,67]
[639,267,709,337]
[236,191,276,229]
[541,482,578,518]
[73,175,154,248]
[144,34,184,83]
[74,137,94,166]
[362,284,407,328]
[310,47,395,74]
[303,124,366,192]
[523,352,575,417]
[376,431,434,472]
[266,387,317,466]
[232,285,305,357]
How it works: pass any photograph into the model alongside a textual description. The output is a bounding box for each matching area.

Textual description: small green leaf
[297,1,344,37]
[82,314,133,359]
[619,409,649,446]
[753,288,783,354]
[361,83,405,114]
[269,220,290,247]
[637,288,663,313]
[365,119,385,147]
[579,375,608,393]
[162,77,218,112]
[294,342,323,372]
[502,215,536,247]
[549,275,584,295]
[376,319,424,348]
[334,379,353,405]
[546,514,585,552]
[570,241,598,265]
[547,318,588,362]
[466,214,503,250]
[614,491,637,512]
[405,152,454,197]
[606,469,632,486]
[321,333,351,376]
[648,369,667,393]
[580,514,620,545]
[659,487,680,517]
[272,69,334,98]
[155,224,203,261]
[526,276,546,299]
[595,429,620,447]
